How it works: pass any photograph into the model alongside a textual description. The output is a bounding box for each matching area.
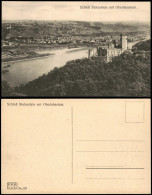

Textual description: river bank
[2,43,91,65]
[2,54,54,65]
[2,46,89,86]
[2,53,54,64]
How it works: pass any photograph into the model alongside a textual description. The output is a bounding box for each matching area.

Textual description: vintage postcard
[1,1,151,194]
[1,99,151,194]
[1,1,151,97]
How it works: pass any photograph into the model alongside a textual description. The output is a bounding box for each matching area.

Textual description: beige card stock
[1,99,151,194]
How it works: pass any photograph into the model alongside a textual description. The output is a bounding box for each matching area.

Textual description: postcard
[1,1,151,97]
[1,1,151,194]
[1,99,151,194]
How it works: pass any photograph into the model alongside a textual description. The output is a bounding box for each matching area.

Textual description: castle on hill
[88,34,128,62]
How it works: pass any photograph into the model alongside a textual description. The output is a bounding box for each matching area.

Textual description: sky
[2,1,150,23]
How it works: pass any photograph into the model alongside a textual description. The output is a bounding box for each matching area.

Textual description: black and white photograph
[1,1,151,97]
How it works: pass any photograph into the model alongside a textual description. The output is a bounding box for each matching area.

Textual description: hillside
[4,39,149,97]
[75,21,150,33]
[133,39,151,51]
[2,21,150,38]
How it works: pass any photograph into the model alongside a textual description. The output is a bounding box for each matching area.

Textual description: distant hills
[2,20,150,37]
[73,21,150,32]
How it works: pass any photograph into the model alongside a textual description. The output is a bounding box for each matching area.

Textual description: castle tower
[120,34,127,50]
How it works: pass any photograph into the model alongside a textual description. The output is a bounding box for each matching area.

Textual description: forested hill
[2,39,151,97]
[133,39,151,51]
[2,21,150,38]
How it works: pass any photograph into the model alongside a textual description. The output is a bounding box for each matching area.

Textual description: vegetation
[2,80,13,96]
[2,21,150,39]
[2,39,151,97]
[132,39,150,51]
[2,50,51,62]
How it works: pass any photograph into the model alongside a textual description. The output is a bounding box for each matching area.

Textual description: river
[2,40,148,87]
[2,47,89,87]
